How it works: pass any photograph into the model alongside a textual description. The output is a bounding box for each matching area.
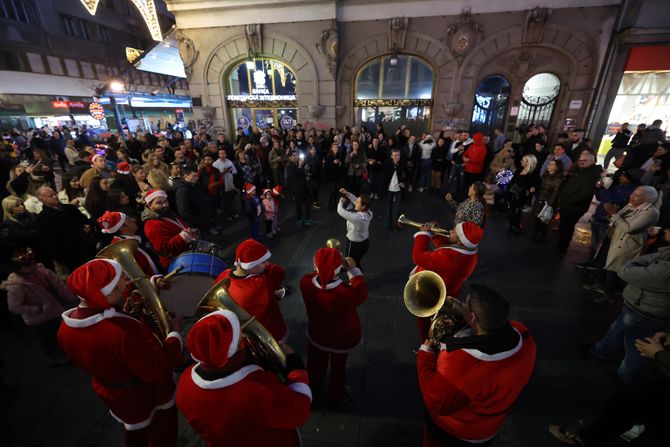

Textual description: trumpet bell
[326,238,342,250]
[404,271,446,317]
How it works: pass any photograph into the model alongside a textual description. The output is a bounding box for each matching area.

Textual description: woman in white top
[337,188,373,270]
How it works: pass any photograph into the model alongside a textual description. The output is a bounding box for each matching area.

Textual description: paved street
[0,189,628,447]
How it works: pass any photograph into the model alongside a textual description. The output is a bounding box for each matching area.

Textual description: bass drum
[160,252,227,316]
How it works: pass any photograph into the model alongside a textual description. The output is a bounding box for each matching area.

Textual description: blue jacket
[593,184,636,223]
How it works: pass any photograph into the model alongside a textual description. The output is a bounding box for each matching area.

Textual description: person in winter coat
[531,159,564,243]
[556,152,603,253]
[445,181,488,228]
[345,140,368,196]
[384,149,408,230]
[324,143,346,210]
[589,243,670,384]
[261,189,278,238]
[301,248,367,403]
[506,155,539,234]
[463,132,487,187]
[242,183,262,240]
[268,140,287,187]
[198,153,223,228]
[417,135,435,192]
[430,137,449,195]
[2,195,40,253]
[285,151,312,227]
[366,137,386,199]
[174,166,214,235]
[2,248,77,364]
[176,310,310,447]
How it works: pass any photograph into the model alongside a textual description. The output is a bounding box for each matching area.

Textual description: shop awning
[618,71,670,95]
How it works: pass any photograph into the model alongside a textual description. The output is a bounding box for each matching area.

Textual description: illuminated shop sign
[226,95,297,102]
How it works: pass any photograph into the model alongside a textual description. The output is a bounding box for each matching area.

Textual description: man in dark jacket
[563,130,592,163]
[35,186,96,272]
[174,166,214,235]
[404,135,421,192]
[557,152,603,253]
[384,149,408,231]
[603,123,632,170]
[285,151,312,227]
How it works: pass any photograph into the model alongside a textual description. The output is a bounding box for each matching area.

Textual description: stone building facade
[166,0,622,140]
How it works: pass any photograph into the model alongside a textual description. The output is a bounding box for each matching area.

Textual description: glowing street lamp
[109,81,125,93]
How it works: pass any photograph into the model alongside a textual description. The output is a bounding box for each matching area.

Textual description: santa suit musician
[411,221,484,340]
[141,189,197,270]
[417,284,536,447]
[57,259,183,447]
[300,248,367,403]
[176,310,311,447]
[214,239,288,342]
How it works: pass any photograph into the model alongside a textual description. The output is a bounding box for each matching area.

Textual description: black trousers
[579,376,670,446]
[346,238,369,270]
[557,207,586,252]
[294,193,311,221]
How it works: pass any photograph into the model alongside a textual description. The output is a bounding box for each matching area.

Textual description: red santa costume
[57,259,183,447]
[142,189,194,269]
[417,320,536,446]
[214,239,288,342]
[411,222,483,340]
[176,310,311,447]
[300,248,367,401]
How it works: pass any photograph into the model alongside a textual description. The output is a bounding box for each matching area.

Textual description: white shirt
[388,170,400,192]
[419,139,435,159]
[213,158,237,191]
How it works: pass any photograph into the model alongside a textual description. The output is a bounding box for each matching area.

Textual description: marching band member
[176,310,311,447]
[141,189,197,269]
[214,239,289,342]
[300,248,367,403]
[417,284,536,447]
[412,221,483,340]
[57,259,183,447]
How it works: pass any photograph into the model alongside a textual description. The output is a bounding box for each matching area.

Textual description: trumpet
[397,215,451,237]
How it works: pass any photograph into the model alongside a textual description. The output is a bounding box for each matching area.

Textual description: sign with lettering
[89,102,106,120]
[51,101,69,108]
[237,115,250,130]
[280,115,295,130]
[227,95,296,102]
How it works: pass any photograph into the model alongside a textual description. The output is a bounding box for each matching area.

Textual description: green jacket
[619,246,670,321]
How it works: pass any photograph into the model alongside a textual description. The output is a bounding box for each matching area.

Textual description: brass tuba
[403,271,466,343]
[397,215,451,237]
[97,239,171,342]
[198,279,288,383]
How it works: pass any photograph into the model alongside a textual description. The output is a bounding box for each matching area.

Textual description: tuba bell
[197,278,288,383]
[97,239,171,342]
[403,271,466,343]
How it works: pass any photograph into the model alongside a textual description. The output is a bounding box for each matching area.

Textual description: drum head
[160,276,214,316]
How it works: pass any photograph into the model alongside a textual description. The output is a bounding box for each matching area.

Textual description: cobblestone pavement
[0,189,628,447]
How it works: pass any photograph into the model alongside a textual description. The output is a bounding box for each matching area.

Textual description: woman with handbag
[506,155,539,235]
[532,159,565,243]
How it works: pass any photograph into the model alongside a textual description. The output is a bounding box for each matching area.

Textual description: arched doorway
[470,74,511,134]
[354,54,435,136]
[225,57,298,133]
[517,72,561,131]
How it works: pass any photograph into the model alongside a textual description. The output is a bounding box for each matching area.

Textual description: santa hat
[261,188,272,196]
[186,310,241,368]
[235,239,271,270]
[314,248,342,286]
[97,211,126,234]
[272,185,283,196]
[90,153,105,165]
[67,259,123,310]
[145,189,167,204]
[243,182,256,194]
[455,222,484,248]
[117,161,131,174]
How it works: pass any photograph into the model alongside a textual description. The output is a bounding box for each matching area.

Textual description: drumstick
[163,265,184,280]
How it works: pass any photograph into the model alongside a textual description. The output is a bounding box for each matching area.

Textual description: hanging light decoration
[79,0,163,41]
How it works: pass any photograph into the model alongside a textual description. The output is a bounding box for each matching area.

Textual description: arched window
[226,57,298,131]
[354,54,434,135]
[470,75,511,134]
[517,73,560,131]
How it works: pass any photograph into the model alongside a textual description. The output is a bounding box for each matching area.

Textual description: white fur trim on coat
[100,259,123,296]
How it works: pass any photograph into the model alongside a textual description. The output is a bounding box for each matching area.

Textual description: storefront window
[354,54,434,135]
[226,57,298,131]
[471,75,511,134]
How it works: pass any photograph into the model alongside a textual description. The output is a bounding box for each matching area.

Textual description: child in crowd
[243,182,262,240]
[262,189,277,238]
[271,185,283,235]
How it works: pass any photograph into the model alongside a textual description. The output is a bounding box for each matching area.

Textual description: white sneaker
[620,425,645,442]
[409,185,413,192]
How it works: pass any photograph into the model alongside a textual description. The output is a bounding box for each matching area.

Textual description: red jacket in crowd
[463,132,487,174]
